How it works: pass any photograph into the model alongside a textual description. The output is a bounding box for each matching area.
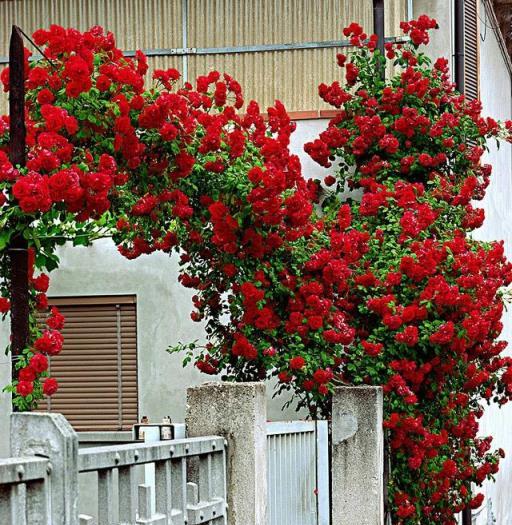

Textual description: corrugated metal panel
[187,0,374,111]
[37,297,138,432]
[267,420,329,525]
[0,0,182,53]
[384,0,408,79]
[464,0,480,100]
[0,0,407,114]
[0,0,183,113]
[385,0,408,39]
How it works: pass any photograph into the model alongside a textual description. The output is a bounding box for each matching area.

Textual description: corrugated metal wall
[0,0,406,114]
[267,421,328,525]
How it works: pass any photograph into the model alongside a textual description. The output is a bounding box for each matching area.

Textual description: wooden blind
[38,296,138,431]
[464,0,480,100]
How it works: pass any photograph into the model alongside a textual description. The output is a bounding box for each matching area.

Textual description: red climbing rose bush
[110,51,369,416]
[306,16,512,524]
[0,25,149,409]
[3,18,512,525]
[0,24,367,415]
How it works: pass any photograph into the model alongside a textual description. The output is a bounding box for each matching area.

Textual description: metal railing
[0,413,227,525]
[0,456,52,525]
[78,436,227,524]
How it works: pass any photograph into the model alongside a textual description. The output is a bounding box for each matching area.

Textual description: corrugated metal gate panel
[37,296,138,432]
[267,420,329,525]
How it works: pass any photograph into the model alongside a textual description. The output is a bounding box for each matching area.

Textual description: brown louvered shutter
[38,296,138,431]
[464,0,480,100]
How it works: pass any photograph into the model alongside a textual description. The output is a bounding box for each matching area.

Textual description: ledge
[78,431,133,443]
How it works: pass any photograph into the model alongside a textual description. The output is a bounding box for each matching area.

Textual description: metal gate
[267,420,330,525]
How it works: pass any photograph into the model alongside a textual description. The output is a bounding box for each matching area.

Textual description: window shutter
[38,296,138,431]
[464,0,480,100]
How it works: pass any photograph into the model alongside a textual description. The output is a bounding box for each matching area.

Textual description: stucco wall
[0,119,332,455]
[414,0,454,74]
[473,2,512,523]
[414,1,512,523]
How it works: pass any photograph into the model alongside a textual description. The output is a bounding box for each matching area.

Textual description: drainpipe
[407,0,414,20]
[454,2,472,523]
[454,2,473,522]
[454,0,465,92]
[373,0,385,77]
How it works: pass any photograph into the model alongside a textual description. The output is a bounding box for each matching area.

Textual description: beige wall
[0,0,407,113]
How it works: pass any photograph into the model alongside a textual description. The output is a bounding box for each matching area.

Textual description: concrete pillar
[0,323,11,458]
[186,381,267,525]
[11,412,79,525]
[331,386,384,525]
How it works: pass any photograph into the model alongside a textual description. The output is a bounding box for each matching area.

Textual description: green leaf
[0,229,12,251]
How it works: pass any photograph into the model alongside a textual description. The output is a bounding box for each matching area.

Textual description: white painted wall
[415,1,512,523]
[473,3,512,523]
[414,0,454,76]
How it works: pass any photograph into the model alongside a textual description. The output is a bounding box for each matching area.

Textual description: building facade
[0,0,407,437]
[1,0,511,521]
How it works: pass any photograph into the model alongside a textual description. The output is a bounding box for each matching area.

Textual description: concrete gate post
[186,381,267,525]
[11,412,79,525]
[331,386,384,525]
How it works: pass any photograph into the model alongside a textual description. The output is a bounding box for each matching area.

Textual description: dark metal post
[8,25,29,388]
[454,5,472,523]
[373,0,385,79]
[454,0,465,92]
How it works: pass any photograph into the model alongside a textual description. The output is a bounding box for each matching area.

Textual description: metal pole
[462,507,472,525]
[454,0,465,92]
[8,25,28,390]
[373,0,385,78]
[454,3,472,522]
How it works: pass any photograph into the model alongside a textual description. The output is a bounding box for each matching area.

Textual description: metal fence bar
[0,36,409,64]
[316,421,330,525]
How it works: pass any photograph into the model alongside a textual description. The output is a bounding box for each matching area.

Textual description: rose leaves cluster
[306,17,512,523]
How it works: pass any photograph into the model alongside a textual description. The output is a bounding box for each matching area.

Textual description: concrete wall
[413,0,454,75]
[473,2,512,523]
[0,119,332,453]
[414,1,512,523]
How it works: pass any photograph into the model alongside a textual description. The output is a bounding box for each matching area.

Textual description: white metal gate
[267,420,330,525]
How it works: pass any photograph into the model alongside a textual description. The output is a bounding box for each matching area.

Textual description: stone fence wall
[0,383,384,525]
